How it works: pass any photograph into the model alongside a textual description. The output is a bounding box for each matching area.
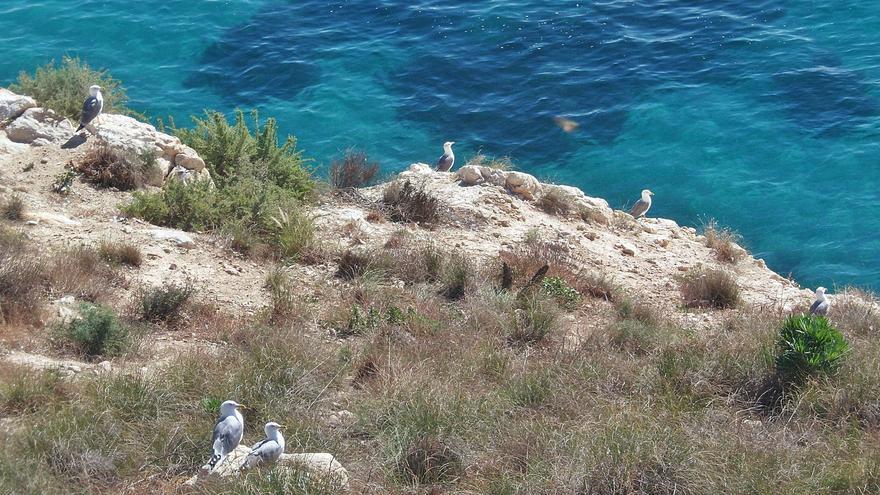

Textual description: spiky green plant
[776,315,849,382]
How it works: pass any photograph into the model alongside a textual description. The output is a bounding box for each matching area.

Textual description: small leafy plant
[57,303,130,358]
[776,315,849,383]
[540,276,581,310]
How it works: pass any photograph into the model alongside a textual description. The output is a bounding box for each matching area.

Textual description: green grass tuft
[776,315,849,383]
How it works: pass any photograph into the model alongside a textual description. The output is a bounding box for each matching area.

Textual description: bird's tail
[76,123,85,132]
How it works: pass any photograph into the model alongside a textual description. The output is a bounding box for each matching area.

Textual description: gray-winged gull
[201,400,245,474]
[629,189,654,218]
[809,287,829,316]
[435,141,455,172]
[242,421,286,469]
[77,85,103,132]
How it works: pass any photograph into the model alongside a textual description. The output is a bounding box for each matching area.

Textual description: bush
[170,109,313,197]
[536,188,576,217]
[679,268,740,309]
[57,304,130,358]
[540,276,581,309]
[704,220,745,264]
[76,146,157,190]
[2,195,25,221]
[97,240,142,267]
[139,280,195,323]
[776,315,849,383]
[329,149,379,189]
[440,253,475,300]
[10,56,132,121]
[269,207,317,261]
[52,168,78,195]
[383,180,441,226]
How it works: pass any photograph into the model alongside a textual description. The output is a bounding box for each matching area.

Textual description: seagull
[435,141,455,172]
[629,189,654,218]
[201,400,245,474]
[809,287,829,316]
[77,85,103,133]
[242,421,286,469]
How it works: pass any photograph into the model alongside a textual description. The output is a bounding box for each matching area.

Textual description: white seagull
[629,189,654,218]
[243,421,286,469]
[435,141,455,172]
[809,287,829,316]
[201,400,245,474]
[77,85,103,133]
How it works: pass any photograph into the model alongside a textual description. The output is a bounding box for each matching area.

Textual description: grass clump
[10,56,132,120]
[440,253,475,300]
[1,195,25,221]
[679,267,740,309]
[704,220,745,264]
[776,315,849,384]
[329,148,379,189]
[76,146,158,190]
[465,153,514,170]
[98,240,142,267]
[139,280,195,324]
[508,294,560,345]
[397,435,463,485]
[56,303,131,358]
[536,188,577,217]
[383,180,441,226]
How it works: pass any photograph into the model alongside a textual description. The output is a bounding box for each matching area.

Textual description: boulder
[174,148,206,171]
[149,228,196,249]
[5,107,74,144]
[406,163,433,175]
[184,446,349,490]
[505,171,542,200]
[0,133,29,155]
[0,89,37,122]
[166,166,213,187]
[456,165,486,185]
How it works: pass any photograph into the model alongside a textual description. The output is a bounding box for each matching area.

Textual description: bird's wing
[245,439,282,467]
[809,300,828,315]
[629,199,649,217]
[211,416,243,456]
[80,97,101,125]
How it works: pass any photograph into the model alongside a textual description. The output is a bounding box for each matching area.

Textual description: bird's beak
[277,424,285,429]
[238,404,248,410]
[450,142,455,145]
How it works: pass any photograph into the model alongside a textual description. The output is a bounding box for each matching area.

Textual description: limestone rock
[0,133,29,155]
[5,108,74,144]
[174,147,206,171]
[166,166,213,187]
[505,171,542,200]
[0,89,37,122]
[184,446,349,490]
[149,228,196,249]
[406,162,433,175]
[456,165,485,185]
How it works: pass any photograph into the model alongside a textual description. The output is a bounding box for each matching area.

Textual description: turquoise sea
[1,1,879,289]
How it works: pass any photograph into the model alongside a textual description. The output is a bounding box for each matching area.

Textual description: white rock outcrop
[184,445,349,490]
[149,228,196,249]
[0,88,37,122]
[0,133,29,155]
[5,107,74,144]
[93,114,213,187]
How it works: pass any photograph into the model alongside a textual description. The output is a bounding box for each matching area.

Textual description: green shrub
[139,280,195,323]
[10,56,132,120]
[540,276,581,309]
[57,304,130,358]
[776,315,849,382]
[170,110,313,197]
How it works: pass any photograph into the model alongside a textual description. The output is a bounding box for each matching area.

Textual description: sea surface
[2,1,879,289]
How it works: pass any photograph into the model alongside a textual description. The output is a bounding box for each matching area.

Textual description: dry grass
[465,153,514,170]
[536,188,577,217]
[1,195,26,221]
[383,180,441,226]
[75,145,156,190]
[679,267,740,309]
[832,288,880,338]
[329,148,380,189]
[98,240,142,267]
[704,220,745,264]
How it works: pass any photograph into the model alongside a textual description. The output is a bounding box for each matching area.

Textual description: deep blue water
[2,1,879,289]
